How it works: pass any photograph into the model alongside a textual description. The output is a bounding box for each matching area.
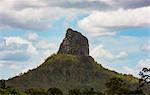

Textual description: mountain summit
[58,28,89,56]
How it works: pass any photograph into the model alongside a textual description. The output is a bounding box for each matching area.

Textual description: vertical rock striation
[58,28,89,56]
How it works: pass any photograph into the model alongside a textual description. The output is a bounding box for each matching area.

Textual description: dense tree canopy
[47,87,63,95]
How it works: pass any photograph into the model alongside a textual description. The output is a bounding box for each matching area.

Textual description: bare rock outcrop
[58,28,89,56]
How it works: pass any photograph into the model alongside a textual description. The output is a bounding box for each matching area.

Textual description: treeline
[0,80,26,95]
[24,87,104,95]
[0,78,146,95]
[0,68,149,95]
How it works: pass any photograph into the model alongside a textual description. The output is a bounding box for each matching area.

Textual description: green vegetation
[68,88,104,95]
[44,54,80,65]
[47,87,63,95]
[105,77,145,95]
[25,88,47,95]
[105,77,127,94]
[103,68,150,95]
[6,54,150,94]
[68,88,81,95]
[1,76,149,95]
[138,67,150,94]
[0,80,27,95]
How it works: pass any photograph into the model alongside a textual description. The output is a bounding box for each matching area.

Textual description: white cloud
[0,37,38,63]
[137,59,150,69]
[24,32,58,50]
[1,0,149,31]
[46,0,150,10]
[5,37,29,44]
[78,6,150,36]
[0,0,86,31]
[141,43,150,52]
[116,59,150,77]
[102,0,150,9]
[88,35,149,77]
[35,40,57,50]
[25,32,39,41]
[0,7,54,30]
[90,44,128,61]
[116,52,128,59]
[0,35,58,63]
[4,37,37,54]
[122,66,137,75]
[0,35,58,79]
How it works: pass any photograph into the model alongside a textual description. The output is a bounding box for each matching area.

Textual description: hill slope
[7,54,138,93]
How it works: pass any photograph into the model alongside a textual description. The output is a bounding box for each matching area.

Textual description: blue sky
[0,0,150,79]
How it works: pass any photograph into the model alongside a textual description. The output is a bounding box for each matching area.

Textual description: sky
[0,0,150,79]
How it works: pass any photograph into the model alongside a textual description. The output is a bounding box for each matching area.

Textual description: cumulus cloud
[35,40,57,50]
[78,6,150,36]
[0,0,87,31]
[106,0,150,9]
[0,37,37,62]
[5,37,37,54]
[52,0,112,11]
[0,60,18,68]
[0,51,30,61]
[0,33,58,79]
[117,59,150,77]
[0,7,58,30]
[88,35,149,77]
[0,35,58,62]
[24,32,58,50]
[24,32,39,41]
[122,66,137,75]
[0,0,149,31]
[90,44,128,61]
[137,59,150,69]
[141,43,150,52]
[46,0,150,10]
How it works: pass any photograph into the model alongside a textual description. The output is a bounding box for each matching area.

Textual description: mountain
[6,28,148,94]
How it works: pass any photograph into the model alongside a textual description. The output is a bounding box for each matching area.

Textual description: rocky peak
[58,28,89,56]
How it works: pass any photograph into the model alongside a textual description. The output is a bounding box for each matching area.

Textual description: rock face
[58,28,89,56]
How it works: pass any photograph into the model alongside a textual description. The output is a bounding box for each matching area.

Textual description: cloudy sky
[0,0,150,79]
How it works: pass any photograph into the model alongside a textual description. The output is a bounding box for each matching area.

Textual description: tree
[25,88,47,95]
[105,77,128,95]
[139,68,150,87]
[0,80,6,89]
[68,88,81,95]
[83,88,104,95]
[47,87,63,95]
[0,80,26,95]
[0,80,6,95]
[7,87,17,95]
[137,67,150,94]
[83,88,95,95]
